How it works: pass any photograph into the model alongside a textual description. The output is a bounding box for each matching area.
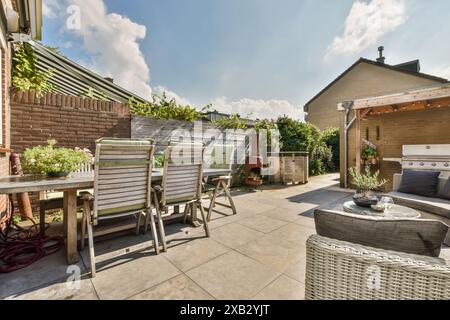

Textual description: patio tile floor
[186,251,280,300]
[2,173,449,300]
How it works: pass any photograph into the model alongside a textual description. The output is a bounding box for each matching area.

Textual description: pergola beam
[338,84,450,111]
[367,97,450,116]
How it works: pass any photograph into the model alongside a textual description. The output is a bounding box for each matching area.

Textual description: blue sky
[42,0,450,120]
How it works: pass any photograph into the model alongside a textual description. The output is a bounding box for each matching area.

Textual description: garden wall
[10,91,131,213]
[10,90,131,153]
[132,116,250,164]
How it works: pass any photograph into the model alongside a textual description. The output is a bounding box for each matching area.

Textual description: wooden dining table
[0,168,231,264]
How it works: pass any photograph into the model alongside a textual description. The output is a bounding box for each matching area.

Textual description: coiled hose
[0,195,64,273]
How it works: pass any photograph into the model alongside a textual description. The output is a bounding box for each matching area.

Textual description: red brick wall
[10,91,131,212]
[11,91,131,153]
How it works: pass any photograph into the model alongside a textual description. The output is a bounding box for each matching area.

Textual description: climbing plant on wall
[12,43,55,97]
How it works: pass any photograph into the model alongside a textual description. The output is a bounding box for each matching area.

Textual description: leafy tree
[276,117,334,176]
[12,43,55,97]
[276,116,316,152]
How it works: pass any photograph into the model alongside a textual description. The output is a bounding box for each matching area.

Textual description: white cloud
[210,97,303,120]
[42,0,60,18]
[153,86,192,106]
[326,0,407,59]
[52,0,153,99]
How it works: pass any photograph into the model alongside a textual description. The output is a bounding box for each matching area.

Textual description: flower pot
[353,193,378,207]
[47,171,71,178]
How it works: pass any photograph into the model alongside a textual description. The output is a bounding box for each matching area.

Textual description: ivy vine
[12,43,55,97]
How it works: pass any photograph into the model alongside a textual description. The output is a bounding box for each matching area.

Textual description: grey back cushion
[438,177,450,200]
[314,209,449,257]
[398,170,440,197]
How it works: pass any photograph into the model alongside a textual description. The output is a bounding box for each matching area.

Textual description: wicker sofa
[387,173,450,245]
[305,234,450,300]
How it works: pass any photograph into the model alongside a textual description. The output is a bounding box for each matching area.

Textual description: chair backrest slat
[161,142,204,205]
[93,138,154,221]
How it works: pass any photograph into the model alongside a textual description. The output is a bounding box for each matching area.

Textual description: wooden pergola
[338,83,450,173]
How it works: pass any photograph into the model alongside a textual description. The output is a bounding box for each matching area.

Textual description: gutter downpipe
[342,101,355,188]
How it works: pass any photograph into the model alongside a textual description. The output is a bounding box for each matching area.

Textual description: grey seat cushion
[388,191,450,219]
[314,209,449,257]
[398,170,440,197]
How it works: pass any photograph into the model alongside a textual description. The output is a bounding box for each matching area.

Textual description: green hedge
[322,127,339,172]
[276,116,339,176]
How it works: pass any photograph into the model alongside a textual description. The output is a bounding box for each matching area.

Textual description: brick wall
[11,91,131,153]
[10,91,131,212]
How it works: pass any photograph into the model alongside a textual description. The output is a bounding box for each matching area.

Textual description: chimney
[376,46,385,64]
[104,77,114,83]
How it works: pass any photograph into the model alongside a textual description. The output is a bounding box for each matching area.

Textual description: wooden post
[64,189,79,264]
[10,153,33,219]
[355,109,361,173]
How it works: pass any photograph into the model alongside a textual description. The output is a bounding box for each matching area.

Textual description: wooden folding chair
[151,142,210,251]
[81,138,162,277]
[203,144,237,221]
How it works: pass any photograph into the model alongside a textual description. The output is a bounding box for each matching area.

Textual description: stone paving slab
[128,274,214,300]
[252,275,305,300]
[186,251,280,300]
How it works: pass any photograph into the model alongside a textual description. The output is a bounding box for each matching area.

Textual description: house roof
[303,58,448,113]
[30,41,149,104]
[394,60,420,73]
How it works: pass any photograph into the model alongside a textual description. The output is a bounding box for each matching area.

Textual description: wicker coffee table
[343,201,421,219]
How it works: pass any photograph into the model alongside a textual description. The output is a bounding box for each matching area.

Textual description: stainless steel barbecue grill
[384,144,450,177]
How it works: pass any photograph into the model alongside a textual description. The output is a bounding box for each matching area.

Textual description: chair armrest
[81,192,94,201]
[305,235,450,300]
[211,175,232,182]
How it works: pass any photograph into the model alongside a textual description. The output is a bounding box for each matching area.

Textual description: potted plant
[348,165,387,207]
[361,139,378,165]
[22,139,91,177]
[153,153,165,168]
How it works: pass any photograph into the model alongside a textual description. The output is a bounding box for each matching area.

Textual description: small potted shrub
[22,139,91,177]
[348,165,387,207]
[153,153,165,168]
